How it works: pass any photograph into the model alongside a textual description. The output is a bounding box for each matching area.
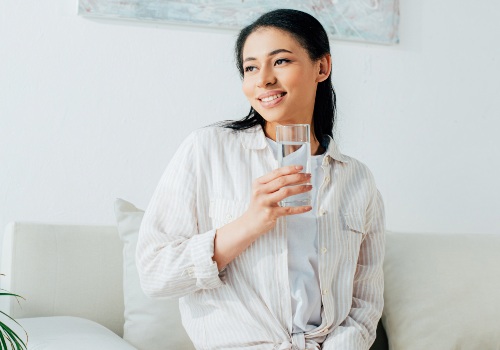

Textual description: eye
[275,58,291,66]
[244,66,256,73]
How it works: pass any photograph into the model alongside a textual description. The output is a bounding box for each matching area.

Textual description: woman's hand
[213,165,312,270]
[239,165,312,238]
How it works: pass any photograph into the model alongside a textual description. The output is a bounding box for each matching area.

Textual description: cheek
[290,71,317,99]
[291,69,314,88]
[242,78,254,101]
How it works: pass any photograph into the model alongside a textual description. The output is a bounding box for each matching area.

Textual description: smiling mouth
[260,92,286,102]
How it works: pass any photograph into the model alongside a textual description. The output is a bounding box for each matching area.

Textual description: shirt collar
[240,124,348,163]
[323,135,349,163]
[239,124,269,150]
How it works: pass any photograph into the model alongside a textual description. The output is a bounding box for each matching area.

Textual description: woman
[137,9,385,350]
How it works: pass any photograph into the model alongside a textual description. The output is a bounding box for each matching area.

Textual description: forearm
[138,213,264,297]
[213,214,261,270]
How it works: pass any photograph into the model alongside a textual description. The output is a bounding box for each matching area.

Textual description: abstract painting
[79,0,399,44]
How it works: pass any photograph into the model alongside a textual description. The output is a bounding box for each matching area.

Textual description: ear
[316,54,332,83]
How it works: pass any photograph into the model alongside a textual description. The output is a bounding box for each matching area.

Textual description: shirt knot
[276,333,306,350]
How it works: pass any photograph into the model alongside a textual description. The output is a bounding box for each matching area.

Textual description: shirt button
[319,208,327,216]
[321,247,328,254]
[322,289,329,295]
[324,176,330,183]
[226,213,233,221]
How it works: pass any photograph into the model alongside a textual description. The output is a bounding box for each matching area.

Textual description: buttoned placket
[318,155,342,331]
[316,155,332,327]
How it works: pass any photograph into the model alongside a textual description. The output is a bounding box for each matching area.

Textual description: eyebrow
[243,49,293,62]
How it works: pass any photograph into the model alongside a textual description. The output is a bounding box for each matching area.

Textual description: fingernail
[295,165,303,170]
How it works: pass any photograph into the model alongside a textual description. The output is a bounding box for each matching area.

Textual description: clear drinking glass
[276,124,311,207]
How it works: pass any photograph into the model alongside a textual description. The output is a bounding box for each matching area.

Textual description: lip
[257,90,287,108]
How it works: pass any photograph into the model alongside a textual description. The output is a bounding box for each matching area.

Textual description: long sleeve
[136,132,224,299]
[322,189,385,350]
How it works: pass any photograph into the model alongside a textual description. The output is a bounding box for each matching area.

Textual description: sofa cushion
[114,199,194,350]
[17,316,136,350]
[382,232,500,349]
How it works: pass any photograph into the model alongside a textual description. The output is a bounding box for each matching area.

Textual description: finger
[276,205,313,217]
[264,172,311,194]
[267,184,313,204]
[257,165,304,185]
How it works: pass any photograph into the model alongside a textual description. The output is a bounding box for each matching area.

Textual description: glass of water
[276,124,311,207]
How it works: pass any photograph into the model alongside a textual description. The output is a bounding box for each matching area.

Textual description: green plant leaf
[0,311,26,333]
[0,293,24,298]
[0,276,28,350]
[0,327,8,350]
[1,323,27,350]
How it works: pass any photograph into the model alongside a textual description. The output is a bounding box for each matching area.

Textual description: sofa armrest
[0,222,125,336]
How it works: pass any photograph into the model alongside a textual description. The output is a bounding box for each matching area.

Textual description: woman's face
[241,27,326,132]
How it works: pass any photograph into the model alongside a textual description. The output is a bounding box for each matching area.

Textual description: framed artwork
[79,0,399,44]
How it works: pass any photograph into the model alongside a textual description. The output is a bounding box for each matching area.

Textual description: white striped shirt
[136,124,385,350]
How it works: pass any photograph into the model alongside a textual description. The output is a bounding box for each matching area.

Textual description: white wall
[1,0,499,250]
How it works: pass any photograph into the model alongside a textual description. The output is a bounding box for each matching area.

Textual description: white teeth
[261,93,284,102]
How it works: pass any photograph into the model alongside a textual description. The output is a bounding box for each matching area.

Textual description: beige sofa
[1,200,499,349]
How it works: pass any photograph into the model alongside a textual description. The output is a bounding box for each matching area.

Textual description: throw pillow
[382,232,500,349]
[114,198,195,350]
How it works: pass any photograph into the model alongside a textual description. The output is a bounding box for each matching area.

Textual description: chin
[254,110,286,124]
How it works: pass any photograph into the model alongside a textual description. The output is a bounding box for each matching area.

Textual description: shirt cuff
[188,229,224,289]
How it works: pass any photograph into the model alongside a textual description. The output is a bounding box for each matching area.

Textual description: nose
[256,65,276,88]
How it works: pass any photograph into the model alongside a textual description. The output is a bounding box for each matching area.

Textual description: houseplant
[0,276,27,350]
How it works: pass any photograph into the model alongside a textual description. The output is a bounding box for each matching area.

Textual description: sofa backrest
[0,222,125,336]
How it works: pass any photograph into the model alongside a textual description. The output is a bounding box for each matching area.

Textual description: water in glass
[278,140,311,207]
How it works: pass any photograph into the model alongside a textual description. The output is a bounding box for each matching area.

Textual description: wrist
[235,213,263,240]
